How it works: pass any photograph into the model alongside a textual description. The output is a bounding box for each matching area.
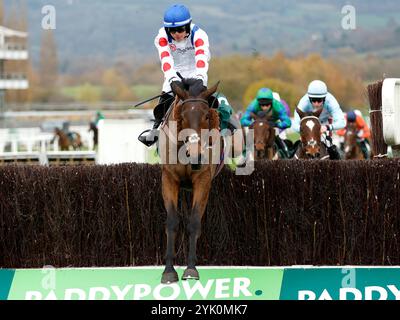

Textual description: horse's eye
[205,114,209,120]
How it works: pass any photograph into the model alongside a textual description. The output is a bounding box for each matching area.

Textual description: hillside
[4,0,400,73]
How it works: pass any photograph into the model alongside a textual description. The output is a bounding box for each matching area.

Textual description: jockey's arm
[336,128,346,136]
[154,28,179,84]
[240,100,257,127]
[326,95,345,131]
[192,29,210,83]
[355,113,371,138]
[275,101,292,129]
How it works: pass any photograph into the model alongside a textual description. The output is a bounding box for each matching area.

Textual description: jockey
[292,80,345,160]
[240,87,292,158]
[337,110,371,159]
[94,110,105,127]
[138,4,236,147]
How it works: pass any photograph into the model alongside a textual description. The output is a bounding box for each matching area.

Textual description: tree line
[2,0,400,114]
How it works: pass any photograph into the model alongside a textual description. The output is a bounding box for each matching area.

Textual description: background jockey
[138,4,236,147]
[94,110,104,127]
[240,87,292,158]
[292,79,345,160]
[337,110,371,159]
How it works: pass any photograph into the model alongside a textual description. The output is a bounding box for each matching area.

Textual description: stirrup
[138,129,158,147]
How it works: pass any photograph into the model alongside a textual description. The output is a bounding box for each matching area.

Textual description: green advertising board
[1,266,400,300]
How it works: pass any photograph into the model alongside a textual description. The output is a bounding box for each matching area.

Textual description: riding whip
[132,90,173,108]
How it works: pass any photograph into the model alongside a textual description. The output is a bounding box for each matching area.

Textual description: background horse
[53,127,83,151]
[343,122,364,159]
[249,111,277,160]
[159,80,220,284]
[294,107,329,160]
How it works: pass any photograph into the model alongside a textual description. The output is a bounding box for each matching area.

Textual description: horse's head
[344,121,358,158]
[249,111,275,158]
[54,127,62,136]
[296,107,323,159]
[171,80,220,163]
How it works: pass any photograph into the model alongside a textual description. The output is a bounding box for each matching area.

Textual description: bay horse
[53,127,83,151]
[249,111,277,160]
[159,80,221,284]
[343,122,364,159]
[294,107,329,160]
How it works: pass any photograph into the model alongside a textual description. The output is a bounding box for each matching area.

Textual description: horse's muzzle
[185,133,206,163]
[306,152,320,159]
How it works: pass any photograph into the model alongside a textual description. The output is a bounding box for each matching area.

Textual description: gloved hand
[183,78,206,93]
[193,78,204,87]
[268,121,277,128]
[170,80,184,91]
[257,111,267,118]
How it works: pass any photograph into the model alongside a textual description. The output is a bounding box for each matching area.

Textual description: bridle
[181,98,209,106]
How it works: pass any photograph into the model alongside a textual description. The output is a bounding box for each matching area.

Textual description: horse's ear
[295,107,305,119]
[313,107,323,118]
[200,81,220,100]
[171,81,188,101]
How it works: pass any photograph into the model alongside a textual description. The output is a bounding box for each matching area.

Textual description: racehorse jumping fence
[0,161,399,268]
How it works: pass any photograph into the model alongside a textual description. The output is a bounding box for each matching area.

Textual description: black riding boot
[275,135,290,158]
[325,136,341,160]
[138,93,174,147]
[360,140,369,159]
[327,145,341,160]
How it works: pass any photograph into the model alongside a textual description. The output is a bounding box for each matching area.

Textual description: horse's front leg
[182,175,211,280]
[161,170,180,284]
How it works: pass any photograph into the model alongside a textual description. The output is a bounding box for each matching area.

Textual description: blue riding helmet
[347,111,356,122]
[163,4,192,27]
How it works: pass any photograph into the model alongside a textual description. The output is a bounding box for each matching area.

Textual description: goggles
[168,26,186,34]
[309,97,325,103]
[258,98,272,106]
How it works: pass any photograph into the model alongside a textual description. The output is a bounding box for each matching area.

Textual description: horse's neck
[60,134,68,142]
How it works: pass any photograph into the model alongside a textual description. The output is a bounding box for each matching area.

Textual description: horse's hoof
[161,271,179,284]
[182,268,199,280]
